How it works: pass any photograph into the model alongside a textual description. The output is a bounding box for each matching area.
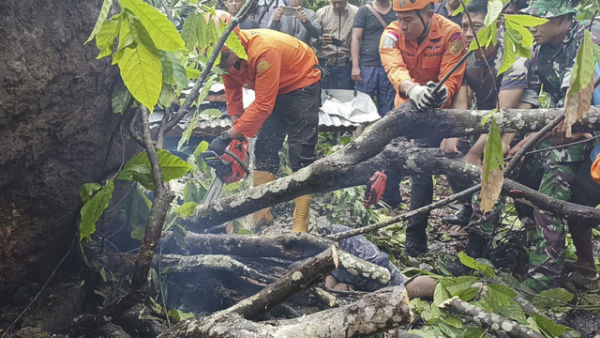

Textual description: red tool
[363,170,387,207]
[201,138,250,204]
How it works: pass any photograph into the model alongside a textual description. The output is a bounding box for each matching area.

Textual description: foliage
[480,117,504,213]
[80,179,115,242]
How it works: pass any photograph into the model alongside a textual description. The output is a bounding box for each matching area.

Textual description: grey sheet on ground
[316,216,404,291]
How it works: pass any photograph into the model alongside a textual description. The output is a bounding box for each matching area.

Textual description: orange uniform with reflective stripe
[379,14,466,107]
[222,29,321,137]
[592,153,600,184]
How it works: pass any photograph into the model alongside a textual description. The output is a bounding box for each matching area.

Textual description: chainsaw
[201,138,250,205]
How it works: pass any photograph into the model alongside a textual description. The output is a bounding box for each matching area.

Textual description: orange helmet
[392,0,436,12]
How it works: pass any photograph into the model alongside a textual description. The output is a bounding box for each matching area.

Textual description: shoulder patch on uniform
[382,32,398,49]
[257,60,270,73]
[449,32,462,42]
[448,32,464,56]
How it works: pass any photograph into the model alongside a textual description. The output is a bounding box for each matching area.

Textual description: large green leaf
[86,0,114,44]
[458,252,496,277]
[532,314,569,337]
[498,33,516,75]
[117,38,162,111]
[80,179,115,242]
[176,202,198,218]
[80,183,102,203]
[530,288,574,309]
[452,0,471,16]
[484,0,503,26]
[118,149,191,189]
[480,118,504,212]
[181,11,203,51]
[120,0,186,51]
[111,76,133,114]
[95,15,121,59]
[570,30,596,94]
[225,31,248,60]
[160,51,188,92]
[503,14,548,27]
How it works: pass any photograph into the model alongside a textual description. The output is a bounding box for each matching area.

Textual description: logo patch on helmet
[257,61,270,73]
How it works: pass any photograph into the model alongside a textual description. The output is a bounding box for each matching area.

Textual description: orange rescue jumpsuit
[222,29,321,138]
[379,14,466,107]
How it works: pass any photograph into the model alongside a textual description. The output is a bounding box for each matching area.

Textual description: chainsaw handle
[224,149,250,175]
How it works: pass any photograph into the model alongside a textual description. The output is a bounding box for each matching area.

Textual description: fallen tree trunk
[165,233,333,259]
[190,138,600,228]
[161,286,412,338]
[440,297,544,338]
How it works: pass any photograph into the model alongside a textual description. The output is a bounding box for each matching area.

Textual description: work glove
[425,81,449,108]
[406,83,436,111]
[209,131,232,155]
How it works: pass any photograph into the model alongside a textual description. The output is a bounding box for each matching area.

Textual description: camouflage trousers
[526,140,588,290]
[464,139,588,290]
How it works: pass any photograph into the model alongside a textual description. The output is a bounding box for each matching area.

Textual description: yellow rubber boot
[291,194,312,233]
[252,171,277,226]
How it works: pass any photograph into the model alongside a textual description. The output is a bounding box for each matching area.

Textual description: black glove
[425,81,449,108]
[209,131,232,155]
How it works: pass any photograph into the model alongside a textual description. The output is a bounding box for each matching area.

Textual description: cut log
[440,296,544,338]
[162,286,412,338]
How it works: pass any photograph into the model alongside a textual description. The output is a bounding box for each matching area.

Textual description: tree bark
[162,286,413,338]
[191,138,600,228]
[440,296,544,338]
[0,0,124,300]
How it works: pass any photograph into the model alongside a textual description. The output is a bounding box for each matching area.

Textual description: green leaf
[487,283,517,298]
[485,0,503,26]
[225,32,248,60]
[498,33,516,75]
[173,224,187,248]
[118,149,191,189]
[481,108,497,127]
[158,84,177,107]
[79,179,115,242]
[181,11,202,51]
[120,0,186,51]
[200,108,224,121]
[482,118,504,181]
[176,202,198,218]
[111,77,133,114]
[100,267,108,282]
[186,67,201,79]
[168,309,194,323]
[130,224,146,241]
[86,0,114,44]
[161,52,188,91]
[456,287,479,302]
[570,30,596,94]
[433,281,451,306]
[458,252,496,277]
[503,14,549,27]
[532,313,569,337]
[442,276,478,296]
[530,288,574,309]
[117,40,162,111]
[469,23,496,51]
[184,181,206,204]
[452,0,471,16]
[95,16,121,59]
[124,187,151,232]
[80,183,102,203]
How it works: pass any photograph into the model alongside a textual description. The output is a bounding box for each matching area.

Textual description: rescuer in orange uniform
[208,25,322,234]
[378,0,466,256]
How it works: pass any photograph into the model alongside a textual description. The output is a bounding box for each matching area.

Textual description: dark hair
[510,0,529,11]
[466,0,488,16]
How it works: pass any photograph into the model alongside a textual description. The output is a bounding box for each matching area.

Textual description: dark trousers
[254,81,321,173]
[319,60,354,90]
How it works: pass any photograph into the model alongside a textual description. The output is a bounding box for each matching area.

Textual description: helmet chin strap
[415,10,430,42]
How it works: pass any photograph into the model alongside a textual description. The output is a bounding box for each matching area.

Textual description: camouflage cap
[523,0,576,18]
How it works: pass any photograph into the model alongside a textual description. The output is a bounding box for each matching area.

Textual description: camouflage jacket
[527,19,600,108]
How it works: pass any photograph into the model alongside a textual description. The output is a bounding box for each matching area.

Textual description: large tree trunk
[0,0,122,300]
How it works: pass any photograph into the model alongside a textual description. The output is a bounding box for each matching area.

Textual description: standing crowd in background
[212,0,600,292]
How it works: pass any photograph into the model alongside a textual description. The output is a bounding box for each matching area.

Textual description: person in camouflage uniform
[519,0,600,290]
